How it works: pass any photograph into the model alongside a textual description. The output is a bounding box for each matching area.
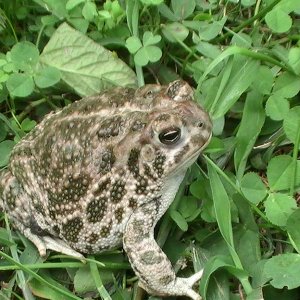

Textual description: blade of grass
[89,256,112,300]
[207,163,253,295]
[0,250,82,300]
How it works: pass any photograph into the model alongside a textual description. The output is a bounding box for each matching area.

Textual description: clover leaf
[126,31,162,67]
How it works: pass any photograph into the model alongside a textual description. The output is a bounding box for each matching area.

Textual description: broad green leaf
[265,94,289,121]
[283,106,300,148]
[10,41,39,72]
[21,118,37,132]
[134,46,162,66]
[145,46,162,62]
[190,177,208,199]
[66,0,85,10]
[264,193,297,227]
[68,18,89,33]
[288,47,300,74]
[134,48,149,66]
[265,8,292,33]
[171,0,195,20]
[199,255,232,297]
[40,22,137,97]
[82,1,98,21]
[195,41,222,59]
[170,210,188,231]
[273,72,300,98]
[241,0,256,7]
[287,209,300,253]
[125,36,142,53]
[162,22,189,43]
[178,196,199,219]
[41,15,59,26]
[0,228,14,246]
[0,121,7,141]
[231,32,252,48]
[34,66,61,88]
[263,253,300,289]
[6,73,35,97]
[199,17,227,41]
[33,0,68,19]
[142,31,161,46]
[251,65,274,95]
[74,265,97,294]
[267,155,300,191]
[240,172,267,204]
[234,91,265,179]
[199,255,247,298]
[0,140,15,167]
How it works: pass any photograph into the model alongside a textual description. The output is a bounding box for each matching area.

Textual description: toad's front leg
[123,201,203,300]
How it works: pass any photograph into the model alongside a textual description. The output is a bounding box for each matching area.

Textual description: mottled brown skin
[0,80,212,300]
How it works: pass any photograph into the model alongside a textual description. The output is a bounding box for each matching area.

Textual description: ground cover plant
[0,0,300,299]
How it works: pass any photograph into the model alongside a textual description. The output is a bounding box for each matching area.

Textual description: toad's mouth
[170,132,212,175]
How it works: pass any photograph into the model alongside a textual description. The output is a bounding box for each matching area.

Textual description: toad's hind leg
[1,172,84,260]
[123,201,203,300]
[20,226,84,259]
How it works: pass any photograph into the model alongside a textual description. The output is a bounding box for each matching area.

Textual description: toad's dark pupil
[159,127,181,145]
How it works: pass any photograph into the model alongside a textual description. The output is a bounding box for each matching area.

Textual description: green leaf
[39,22,137,97]
[134,46,162,66]
[21,118,37,132]
[264,193,297,227]
[241,0,256,7]
[171,0,196,20]
[140,0,163,5]
[267,155,300,191]
[283,106,300,148]
[265,94,290,121]
[125,36,142,53]
[265,8,292,33]
[0,121,7,142]
[0,228,14,246]
[273,72,300,98]
[34,66,61,88]
[74,265,97,294]
[240,172,267,205]
[199,17,227,41]
[199,255,232,297]
[251,65,274,95]
[142,31,161,46]
[234,91,265,178]
[288,47,300,75]
[162,22,189,43]
[263,253,300,289]
[66,0,85,10]
[169,210,188,231]
[82,1,98,21]
[287,209,300,254]
[207,163,241,268]
[6,73,35,97]
[29,273,73,300]
[145,46,162,62]
[0,140,15,167]
[204,55,259,119]
[10,41,39,72]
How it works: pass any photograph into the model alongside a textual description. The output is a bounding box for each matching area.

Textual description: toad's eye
[159,127,181,145]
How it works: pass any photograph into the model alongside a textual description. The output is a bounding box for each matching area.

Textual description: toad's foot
[23,228,84,260]
[124,201,203,300]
